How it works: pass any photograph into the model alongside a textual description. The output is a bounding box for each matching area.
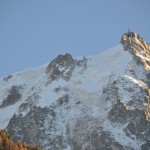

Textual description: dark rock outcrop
[0,85,22,108]
[3,75,12,82]
[46,53,75,81]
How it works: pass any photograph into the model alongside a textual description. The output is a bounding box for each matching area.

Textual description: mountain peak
[1,31,150,149]
[121,30,149,50]
[121,30,150,70]
[46,53,75,81]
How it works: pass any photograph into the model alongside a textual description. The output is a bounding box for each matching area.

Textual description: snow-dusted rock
[46,53,75,81]
[0,31,150,150]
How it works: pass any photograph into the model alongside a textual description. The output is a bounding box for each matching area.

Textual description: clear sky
[0,0,150,77]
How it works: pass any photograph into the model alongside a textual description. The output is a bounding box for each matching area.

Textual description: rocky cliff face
[0,31,150,150]
[121,30,150,121]
[121,31,150,70]
[46,53,75,81]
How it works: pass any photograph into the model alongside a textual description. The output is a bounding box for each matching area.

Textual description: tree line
[0,129,42,150]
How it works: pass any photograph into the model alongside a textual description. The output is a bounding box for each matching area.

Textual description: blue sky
[0,0,150,77]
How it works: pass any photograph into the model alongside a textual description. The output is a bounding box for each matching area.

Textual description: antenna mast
[128,26,131,33]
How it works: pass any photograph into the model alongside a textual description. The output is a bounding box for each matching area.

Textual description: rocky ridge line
[121,30,150,120]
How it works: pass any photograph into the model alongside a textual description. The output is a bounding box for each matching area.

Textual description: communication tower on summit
[128,26,131,33]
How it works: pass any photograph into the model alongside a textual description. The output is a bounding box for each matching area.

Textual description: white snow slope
[0,44,130,127]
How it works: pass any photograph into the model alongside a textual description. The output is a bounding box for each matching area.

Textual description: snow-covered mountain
[0,31,150,150]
